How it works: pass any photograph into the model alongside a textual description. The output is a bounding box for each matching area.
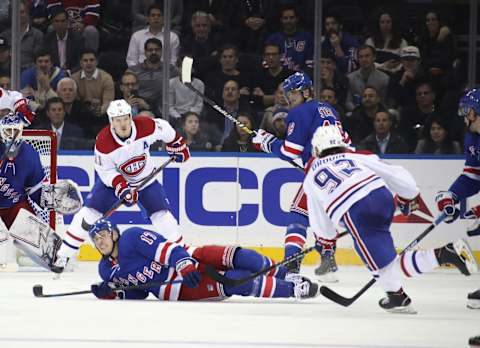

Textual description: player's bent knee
[222,270,254,296]
[150,210,181,241]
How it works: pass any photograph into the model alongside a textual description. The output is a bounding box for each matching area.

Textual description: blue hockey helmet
[458,88,480,117]
[282,72,313,94]
[0,112,24,157]
[88,218,118,242]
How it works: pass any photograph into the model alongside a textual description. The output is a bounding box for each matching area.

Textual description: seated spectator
[169,57,205,123]
[126,4,180,67]
[118,70,151,117]
[357,110,408,154]
[222,111,257,152]
[31,0,49,32]
[414,116,462,155]
[132,0,183,33]
[182,0,237,35]
[270,108,288,138]
[387,46,428,109]
[344,86,386,144]
[20,48,67,92]
[265,5,313,72]
[71,49,115,117]
[0,74,10,89]
[0,1,44,69]
[129,38,178,114]
[365,10,407,75]
[236,0,268,54]
[251,43,294,110]
[399,81,439,151]
[320,87,346,121]
[416,10,456,79]
[56,77,102,138]
[0,37,10,76]
[43,8,84,72]
[35,97,90,150]
[204,44,251,103]
[46,0,100,52]
[322,13,359,74]
[260,82,290,134]
[346,45,390,111]
[180,11,224,79]
[178,112,215,152]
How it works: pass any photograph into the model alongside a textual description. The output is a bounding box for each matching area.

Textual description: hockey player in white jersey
[303,125,478,313]
[0,87,35,124]
[51,99,190,273]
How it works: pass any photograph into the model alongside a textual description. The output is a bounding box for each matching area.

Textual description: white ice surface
[0,263,479,348]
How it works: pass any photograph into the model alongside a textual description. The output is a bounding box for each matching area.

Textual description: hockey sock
[399,250,439,277]
[232,249,287,279]
[284,212,308,259]
[222,271,293,298]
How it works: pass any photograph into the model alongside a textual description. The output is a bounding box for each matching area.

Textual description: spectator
[320,86,346,121]
[169,57,205,123]
[345,86,386,144]
[0,74,10,89]
[71,49,115,117]
[0,37,9,76]
[31,0,49,32]
[126,4,180,67]
[416,10,456,79]
[236,0,269,54]
[118,70,151,117]
[346,45,390,111]
[399,81,439,151]
[204,44,251,103]
[43,8,84,72]
[20,48,67,93]
[265,5,313,72]
[129,38,177,113]
[0,1,44,69]
[322,13,359,74]
[365,10,408,74]
[35,97,89,150]
[414,116,461,155]
[252,43,294,109]
[46,0,100,52]
[260,82,289,134]
[222,111,257,152]
[270,107,288,138]
[182,0,237,35]
[357,110,408,154]
[56,77,101,138]
[178,112,214,152]
[131,0,183,33]
[387,46,428,108]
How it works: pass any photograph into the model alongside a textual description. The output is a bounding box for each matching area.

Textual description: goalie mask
[0,113,24,158]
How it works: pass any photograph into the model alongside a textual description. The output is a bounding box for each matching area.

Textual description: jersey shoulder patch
[134,117,156,140]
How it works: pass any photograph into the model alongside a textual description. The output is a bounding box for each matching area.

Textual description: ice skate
[378,288,417,314]
[285,255,304,274]
[315,253,339,283]
[293,276,319,300]
[469,335,480,347]
[50,255,69,274]
[435,239,478,275]
[467,289,480,309]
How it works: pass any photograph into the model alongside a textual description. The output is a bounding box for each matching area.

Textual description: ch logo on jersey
[119,154,147,177]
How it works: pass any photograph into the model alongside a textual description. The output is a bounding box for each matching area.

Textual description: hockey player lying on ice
[88,218,319,301]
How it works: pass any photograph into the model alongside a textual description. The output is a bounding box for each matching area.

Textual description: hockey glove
[315,236,337,256]
[397,195,419,216]
[14,99,35,126]
[166,134,190,163]
[435,191,460,223]
[91,281,125,300]
[252,129,277,153]
[175,257,201,288]
[464,206,480,237]
[113,176,138,207]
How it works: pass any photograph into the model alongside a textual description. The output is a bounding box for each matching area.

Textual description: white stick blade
[181,56,193,83]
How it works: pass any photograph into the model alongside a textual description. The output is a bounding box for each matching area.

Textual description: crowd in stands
[0,0,471,155]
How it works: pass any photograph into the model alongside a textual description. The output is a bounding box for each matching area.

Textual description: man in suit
[36,97,92,150]
[43,8,84,72]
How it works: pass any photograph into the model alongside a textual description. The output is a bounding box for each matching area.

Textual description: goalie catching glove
[40,179,83,215]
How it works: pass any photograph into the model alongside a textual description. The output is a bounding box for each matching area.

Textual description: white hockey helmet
[311,125,347,157]
[107,99,132,123]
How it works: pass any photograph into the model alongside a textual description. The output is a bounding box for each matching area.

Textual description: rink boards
[56,152,480,263]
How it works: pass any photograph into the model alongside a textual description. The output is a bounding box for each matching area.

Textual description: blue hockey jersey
[270,100,345,165]
[98,227,191,300]
[0,142,45,208]
[266,31,314,71]
[450,131,480,201]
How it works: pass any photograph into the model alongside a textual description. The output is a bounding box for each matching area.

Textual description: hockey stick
[319,212,447,307]
[180,56,304,172]
[103,157,175,217]
[32,279,184,298]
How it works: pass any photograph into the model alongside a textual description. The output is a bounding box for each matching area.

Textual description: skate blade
[317,272,339,283]
[384,304,417,314]
[467,299,480,309]
[453,239,479,274]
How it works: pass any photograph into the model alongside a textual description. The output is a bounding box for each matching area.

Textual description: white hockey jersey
[303,151,419,240]
[94,116,176,188]
[0,88,26,112]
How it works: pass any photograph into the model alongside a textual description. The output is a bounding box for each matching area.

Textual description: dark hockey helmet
[458,88,480,118]
[88,218,118,242]
[0,112,24,157]
[282,72,313,94]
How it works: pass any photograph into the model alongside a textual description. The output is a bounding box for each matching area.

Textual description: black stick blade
[319,285,354,307]
[33,285,44,297]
